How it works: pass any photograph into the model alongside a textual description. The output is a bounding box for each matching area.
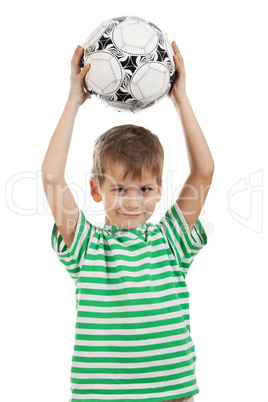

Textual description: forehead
[103,162,157,185]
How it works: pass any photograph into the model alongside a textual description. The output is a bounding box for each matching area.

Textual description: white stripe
[77,297,189,314]
[73,340,194,358]
[53,212,92,262]
[71,351,196,369]
[80,263,180,279]
[165,210,191,257]
[75,321,188,336]
[76,284,189,302]
[76,275,188,292]
[89,233,167,256]
[82,252,172,269]
[164,215,196,265]
[70,383,198,400]
[71,374,196,390]
[70,361,196,379]
[74,331,190,347]
[75,307,189,325]
[98,228,148,241]
[172,203,205,250]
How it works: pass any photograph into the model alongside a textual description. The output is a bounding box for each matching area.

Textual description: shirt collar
[102,222,148,237]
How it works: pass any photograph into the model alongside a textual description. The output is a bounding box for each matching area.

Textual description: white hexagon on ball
[84,51,122,95]
[130,63,170,103]
[112,20,158,54]
[82,19,111,48]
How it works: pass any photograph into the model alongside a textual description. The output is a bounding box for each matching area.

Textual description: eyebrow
[109,183,156,187]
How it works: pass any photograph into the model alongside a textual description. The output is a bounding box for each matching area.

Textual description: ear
[156,179,163,203]
[90,178,102,203]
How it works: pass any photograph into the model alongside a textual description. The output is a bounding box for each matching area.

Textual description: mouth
[123,214,141,218]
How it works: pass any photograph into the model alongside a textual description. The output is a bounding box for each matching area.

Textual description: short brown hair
[91,124,164,188]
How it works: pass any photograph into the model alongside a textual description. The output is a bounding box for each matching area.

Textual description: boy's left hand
[168,41,187,103]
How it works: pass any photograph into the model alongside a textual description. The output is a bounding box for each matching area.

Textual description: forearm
[42,97,80,181]
[172,95,214,177]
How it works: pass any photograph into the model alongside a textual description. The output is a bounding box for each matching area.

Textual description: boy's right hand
[68,45,91,106]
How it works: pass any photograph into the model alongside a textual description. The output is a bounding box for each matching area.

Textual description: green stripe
[71,368,194,384]
[71,355,196,375]
[75,326,189,342]
[72,345,195,364]
[75,283,189,297]
[76,292,189,308]
[71,378,197,395]
[77,302,188,320]
[75,315,189,331]
[78,269,186,284]
[89,236,166,251]
[82,257,178,273]
[70,390,199,402]
[84,248,171,262]
[74,336,192,354]
[171,204,205,251]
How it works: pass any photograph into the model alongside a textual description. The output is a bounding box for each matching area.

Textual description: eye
[140,187,152,193]
[113,187,126,193]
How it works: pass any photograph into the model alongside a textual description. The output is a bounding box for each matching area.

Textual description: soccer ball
[81,16,176,112]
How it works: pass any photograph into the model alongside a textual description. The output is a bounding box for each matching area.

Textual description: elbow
[41,164,63,184]
[41,152,66,183]
[207,160,215,178]
[193,161,215,180]
[41,164,52,183]
[202,156,215,179]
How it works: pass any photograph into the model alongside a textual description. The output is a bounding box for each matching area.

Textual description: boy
[42,42,214,402]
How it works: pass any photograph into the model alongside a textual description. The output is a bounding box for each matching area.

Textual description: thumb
[85,91,91,100]
[80,63,91,79]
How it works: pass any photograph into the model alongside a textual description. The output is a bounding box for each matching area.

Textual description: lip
[123,214,141,218]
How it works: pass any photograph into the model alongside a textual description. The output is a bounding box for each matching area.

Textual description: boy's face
[90,162,162,229]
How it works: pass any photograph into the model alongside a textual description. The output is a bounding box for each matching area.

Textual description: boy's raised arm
[169,42,215,233]
[41,46,90,248]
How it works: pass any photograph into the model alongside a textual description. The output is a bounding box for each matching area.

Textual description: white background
[1,0,268,401]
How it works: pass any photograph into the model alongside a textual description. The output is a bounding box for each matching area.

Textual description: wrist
[66,96,81,114]
[171,91,188,106]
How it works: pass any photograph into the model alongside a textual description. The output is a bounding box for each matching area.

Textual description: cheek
[104,194,121,210]
[143,196,158,212]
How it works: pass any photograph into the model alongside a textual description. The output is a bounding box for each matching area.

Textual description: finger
[76,46,85,75]
[71,45,82,66]
[173,54,183,72]
[71,46,84,74]
[70,46,81,76]
[79,63,90,79]
[173,54,179,70]
[172,41,183,62]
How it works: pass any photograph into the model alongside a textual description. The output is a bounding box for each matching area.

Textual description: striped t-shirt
[51,201,207,402]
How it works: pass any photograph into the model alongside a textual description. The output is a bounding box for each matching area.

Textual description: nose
[122,189,141,211]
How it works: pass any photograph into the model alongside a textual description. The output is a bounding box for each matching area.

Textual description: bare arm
[169,42,215,233]
[41,46,90,248]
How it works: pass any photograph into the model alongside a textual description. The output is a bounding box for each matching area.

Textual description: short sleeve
[159,202,207,276]
[51,209,93,282]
